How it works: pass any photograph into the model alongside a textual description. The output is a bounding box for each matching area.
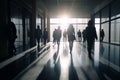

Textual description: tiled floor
[14,42,120,80]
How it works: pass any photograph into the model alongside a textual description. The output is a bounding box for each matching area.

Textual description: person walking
[86,20,98,58]
[35,25,42,47]
[56,26,62,48]
[43,28,48,45]
[63,29,67,42]
[77,29,82,42]
[82,29,86,42]
[100,29,105,42]
[53,29,57,47]
[8,21,17,56]
[67,24,75,54]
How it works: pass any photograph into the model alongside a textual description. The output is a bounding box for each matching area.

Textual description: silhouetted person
[8,21,17,56]
[77,29,82,42]
[67,24,75,54]
[56,26,62,47]
[35,25,42,46]
[53,29,57,47]
[100,29,105,42]
[43,28,48,45]
[82,29,86,42]
[86,20,98,58]
[63,29,67,42]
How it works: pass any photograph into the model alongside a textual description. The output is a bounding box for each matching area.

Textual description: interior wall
[0,0,9,61]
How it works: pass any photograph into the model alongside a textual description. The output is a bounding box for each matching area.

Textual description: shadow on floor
[69,56,79,80]
[36,53,60,80]
[36,53,80,80]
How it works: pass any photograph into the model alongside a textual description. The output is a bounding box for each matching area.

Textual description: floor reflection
[19,42,120,80]
[37,42,79,80]
[36,54,60,80]
[69,55,79,80]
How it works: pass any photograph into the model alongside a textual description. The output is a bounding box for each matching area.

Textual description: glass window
[111,20,115,43]
[110,45,120,72]
[10,2,24,53]
[111,0,120,19]
[111,19,120,44]
[50,18,89,41]
[36,18,41,28]
[101,22,109,42]
[11,18,23,53]
[25,18,30,49]
[95,12,100,41]
[101,6,109,22]
[50,18,60,23]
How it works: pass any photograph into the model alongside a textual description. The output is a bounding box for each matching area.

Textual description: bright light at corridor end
[59,15,69,25]
[59,15,69,31]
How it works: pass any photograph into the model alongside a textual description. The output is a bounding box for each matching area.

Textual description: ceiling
[40,0,105,18]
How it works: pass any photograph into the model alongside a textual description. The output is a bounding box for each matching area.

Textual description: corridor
[0,0,120,80]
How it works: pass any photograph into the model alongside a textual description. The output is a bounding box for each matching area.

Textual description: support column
[30,0,36,47]
[47,15,50,42]
[0,0,9,60]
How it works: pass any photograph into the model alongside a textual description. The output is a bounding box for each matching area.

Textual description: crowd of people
[8,19,105,59]
[52,19,104,59]
[35,26,48,47]
[7,22,49,57]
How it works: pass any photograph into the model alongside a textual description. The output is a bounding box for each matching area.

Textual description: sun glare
[60,16,68,25]
[59,15,69,31]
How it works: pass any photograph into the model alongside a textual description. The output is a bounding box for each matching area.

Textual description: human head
[88,20,94,27]
[69,24,73,28]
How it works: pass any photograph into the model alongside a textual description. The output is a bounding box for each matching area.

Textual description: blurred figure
[77,29,82,42]
[63,29,68,53]
[56,26,62,47]
[100,29,105,42]
[8,21,17,56]
[35,25,42,47]
[43,28,48,45]
[63,29,67,42]
[82,29,86,42]
[67,24,75,54]
[86,20,98,58]
[53,29,57,47]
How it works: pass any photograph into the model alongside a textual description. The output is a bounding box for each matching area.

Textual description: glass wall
[25,18,30,49]
[101,22,109,42]
[116,19,120,44]
[11,18,23,53]
[94,0,120,76]
[110,0,120,44]
[111,0,120,19]
[101,6,109,22]
[50,18,90,41]
[36,17,41,28]
[100,5,110,43]
[10,2,31,53]
[111,19,120,44]
[95,12,100,41]
[10,2,23,53]
[96,0,120,45]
